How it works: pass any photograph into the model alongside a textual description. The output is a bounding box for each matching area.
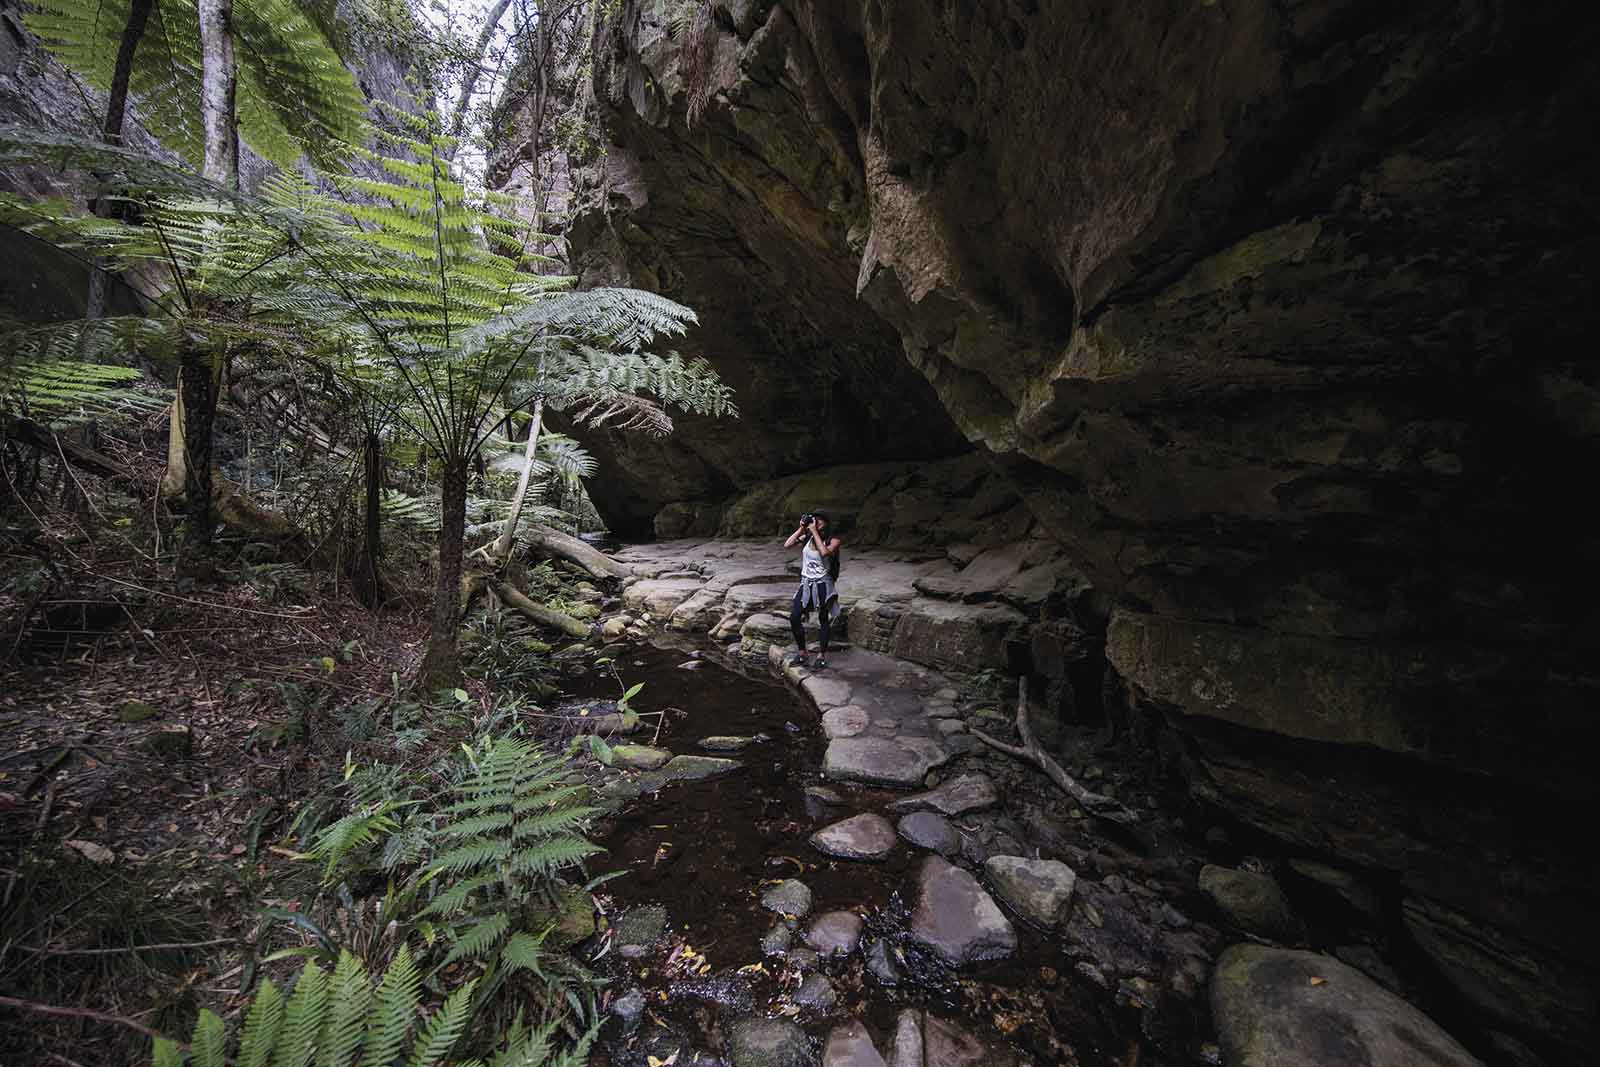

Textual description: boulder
[806,911,864,958]
[824,1021,885,1067]
[984,856,1077,928]
[824,737,948,788]
[897,812,961,855]
[1212,944,1482,1066]
[908,856,1016,965]
[611,744,672,770]
[761,879,813,919]
[701,734,763,752]
[885,773,998,816]
[1200,865,1306,943]
[729,1017,814,1067]
[810,813,897,861]
[795,972,839,1013]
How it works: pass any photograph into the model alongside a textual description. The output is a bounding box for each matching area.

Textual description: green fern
[26,0,367,169]
[149,947,598,1067]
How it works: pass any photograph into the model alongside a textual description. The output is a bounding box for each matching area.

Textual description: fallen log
[495,580,592,639]
[4,416,134,485]
[972,678,1140,826]
[523,522,631,582]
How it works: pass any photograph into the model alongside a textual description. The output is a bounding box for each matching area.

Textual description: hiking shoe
[813,657,828,670]
[788,652,810,667]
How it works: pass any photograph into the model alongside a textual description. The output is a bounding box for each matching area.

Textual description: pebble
[762,924,794,957]
[611,988,646,1033]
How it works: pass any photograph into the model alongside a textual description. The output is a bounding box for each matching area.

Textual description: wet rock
[611,988,646,1034]
[660,755,743,782]
[942,734,980,757]
[761,879,814,919]
[909,856,1016,965]
[1212,945,1482,1066]
[884,1011,1019,1067]
[823,1021,885,1067]
[612,744,672,770]
[788,947,820,971]
[896,812,960,855]
[794,972,839,1013]
[885,773,998,816]
[762,924,794,957]
[805,785,846,806]
[806,911,864,958]
[810,813,897,861]
[118,699,159,723]
[1289,858,1384,921]
[729,1016,814,1067]
[673,972,755,1013]
[801,674,855,710]
[933,718,966,737]
[1200,865,1306,943]
[864,939,900,986]
[821,706,870,739]
[1335,944,1403,992]
[600,617,628,641]
[823,737,948,788]
[701,735,761,752]
[984,856,1077,928]
[615,904,668,958]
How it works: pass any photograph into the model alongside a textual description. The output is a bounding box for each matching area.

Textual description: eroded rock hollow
[549,1,1599,1060]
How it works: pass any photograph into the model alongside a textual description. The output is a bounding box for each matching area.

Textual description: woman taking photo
[784,510,841,668]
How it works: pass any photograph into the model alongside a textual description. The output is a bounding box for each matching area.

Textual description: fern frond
[237,978,285,1067]
[271,960,330,1067]
[442,912,510,965]
[314,952,371,1067]
[364,946,421,1067]
[405,979,477,1067]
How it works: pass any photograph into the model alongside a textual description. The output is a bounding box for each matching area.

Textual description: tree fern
[26,0,367,169]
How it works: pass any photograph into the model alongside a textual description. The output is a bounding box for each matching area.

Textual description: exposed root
[495,580,592,639]
[972,678,1140,826]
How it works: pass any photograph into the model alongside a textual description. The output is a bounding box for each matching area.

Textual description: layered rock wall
[557,1,1600,1059]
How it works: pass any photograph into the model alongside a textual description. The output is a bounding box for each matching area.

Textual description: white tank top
[801,542,828,581]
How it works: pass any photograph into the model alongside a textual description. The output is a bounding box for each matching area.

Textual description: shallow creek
[556,639,1210,1067]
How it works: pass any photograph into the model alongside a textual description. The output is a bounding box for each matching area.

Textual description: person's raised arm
[811,527,840,557]
[784,522,809,548]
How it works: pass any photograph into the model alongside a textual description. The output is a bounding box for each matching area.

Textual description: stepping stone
[700,734,763,752]
[821,706,870,739]
[883,1010,1022,1067]
[806,910,864,957]
[934,718,966,737]
[729,1017,811,1067]
[908,856,1016,965]
[762,924,794,957]
[897,812,961,855]
[805,785,846,806]
[824,1020,885,1067]
[612,744,671,770]
[612,988,646,1034]
[1200,865,1306,943]
[984,855,1077,927]
[801,675,855,710]
[615,904,668,958]
[795,972,838,1012]
[811,813,897,861]
[761,879,814,919]
[660,755,743,782]
[886,772,999,816]
[824,737,948,788]
[1212,945,1482,1066]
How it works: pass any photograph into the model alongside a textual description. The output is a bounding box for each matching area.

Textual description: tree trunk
[160,387,186,499]
[85,0,155,322]
[491,395,543,560]
[522,522,630,581]
[352,428,385,607]
[495,581,589,638]
[444,0,515,155]
[197,0,239,189]
[418,453,470,690]
[179,343,217,551]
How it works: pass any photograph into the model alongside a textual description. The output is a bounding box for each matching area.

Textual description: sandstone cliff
[558,1,1600,1060]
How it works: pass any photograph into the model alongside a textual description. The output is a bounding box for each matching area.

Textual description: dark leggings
[790,588,833,656]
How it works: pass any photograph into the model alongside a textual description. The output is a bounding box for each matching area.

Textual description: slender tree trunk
[418,453,470,689]
[444,0,515,155]
[179,342,217,551]
[85,0,156,323]
[353,428,385,607]
[198,0,239,189]
[492,396,543,560]
[160,387,187,499]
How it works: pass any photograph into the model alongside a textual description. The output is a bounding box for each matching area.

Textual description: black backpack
[827,545,841,581]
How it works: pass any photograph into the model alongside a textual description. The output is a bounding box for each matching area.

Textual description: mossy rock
[141,724,194,759]
[118,699,159,723]
[532,884,597,949]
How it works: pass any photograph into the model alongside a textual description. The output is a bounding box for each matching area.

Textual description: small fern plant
[152,945,591,1066]
[417,737,603,1019]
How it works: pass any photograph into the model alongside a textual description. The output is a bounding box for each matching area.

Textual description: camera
[800,513,815,527]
